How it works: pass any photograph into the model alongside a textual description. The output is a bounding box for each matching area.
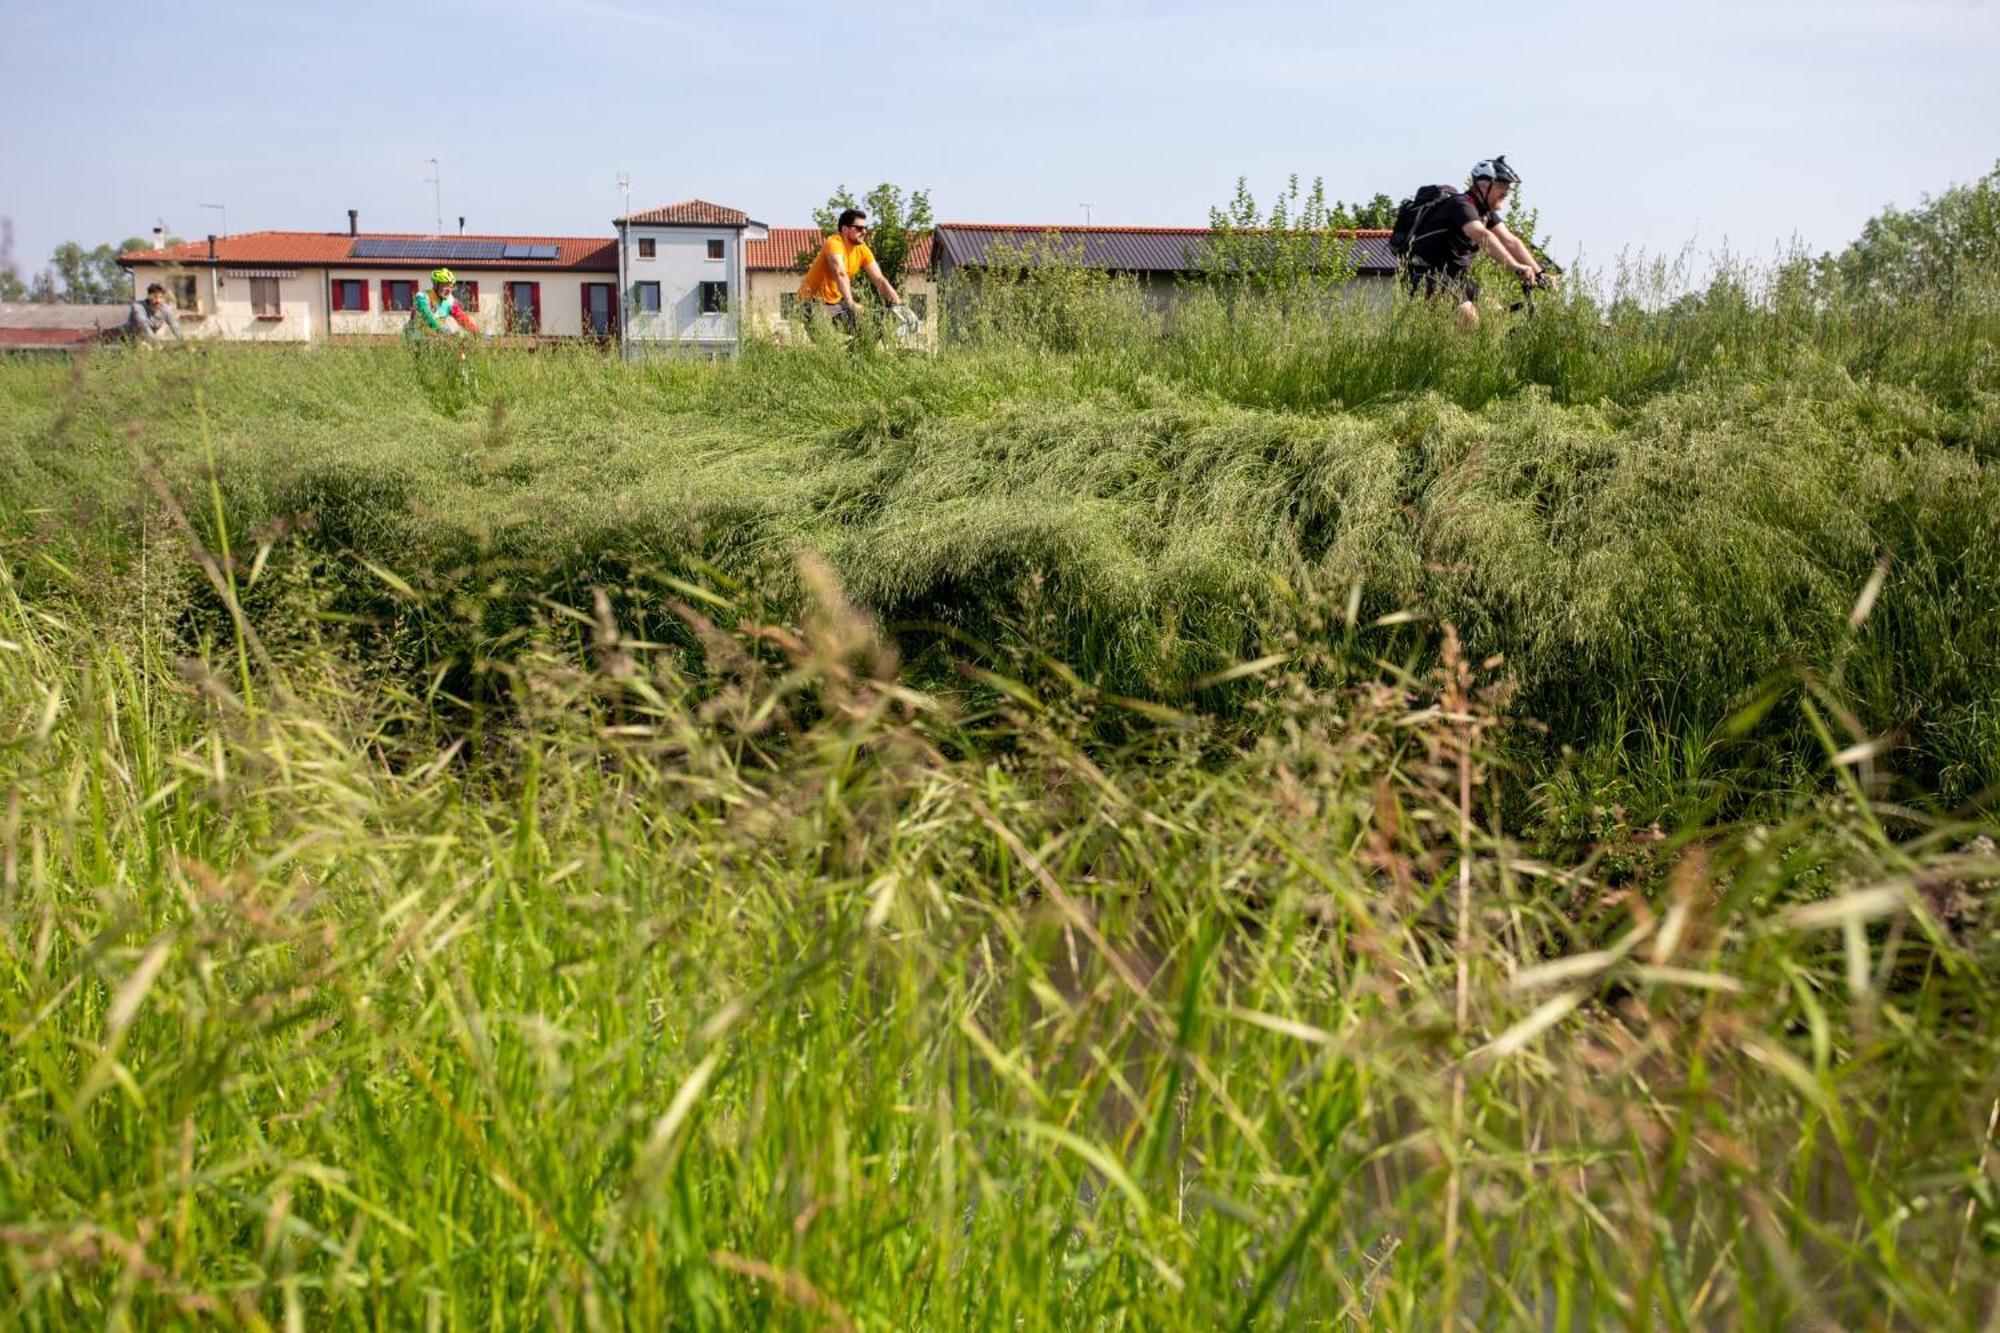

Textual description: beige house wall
[745,268,938,343]
[126,264,325,341]
[324,270,613,339]
[124,263,618,341]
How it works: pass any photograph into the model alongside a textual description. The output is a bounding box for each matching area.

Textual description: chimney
[457,215,465,236]
[152,225,165,251]
[207,234,217,262]
[347,208,359,236]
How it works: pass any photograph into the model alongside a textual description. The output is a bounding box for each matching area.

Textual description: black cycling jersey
[1408,190,1501,271]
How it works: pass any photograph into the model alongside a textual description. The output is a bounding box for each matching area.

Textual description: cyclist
[121,283,184,346]
[795,208,917,338]
[406,267,481,339]
[1404,157,1547,331]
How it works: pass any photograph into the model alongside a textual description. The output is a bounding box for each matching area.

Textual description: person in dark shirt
[1406,157,1547,330]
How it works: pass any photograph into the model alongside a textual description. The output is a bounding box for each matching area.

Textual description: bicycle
[1508,270,1558,317]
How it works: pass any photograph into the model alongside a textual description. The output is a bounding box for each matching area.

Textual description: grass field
[2,265,1997,1328]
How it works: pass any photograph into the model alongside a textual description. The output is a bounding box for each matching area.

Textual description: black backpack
[1389,184,1460,259]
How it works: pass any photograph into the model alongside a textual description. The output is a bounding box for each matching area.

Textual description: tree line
[0,229,172,305]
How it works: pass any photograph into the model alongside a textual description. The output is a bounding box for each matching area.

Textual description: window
[582,283,617,338]
[779,293,799,317]
[909,294,928,320]
[170,275,199,314]
[452,280,479,311]
[634,281,661,313]
[698,281,728,315]
[637,237,656,259]
[706,238,724,261]
[250,277,281,318]
[505,280,541,334]
[382,279,416,312]
[332,278,369,312]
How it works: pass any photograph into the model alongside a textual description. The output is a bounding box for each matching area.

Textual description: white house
[613,200,766,358]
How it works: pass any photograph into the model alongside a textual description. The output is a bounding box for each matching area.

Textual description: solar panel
[501,243,560,260]
[348,238,515,261]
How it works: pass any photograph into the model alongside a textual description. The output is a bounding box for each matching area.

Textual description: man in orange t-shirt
[796,207,912,333]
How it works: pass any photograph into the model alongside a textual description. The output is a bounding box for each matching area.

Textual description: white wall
[621,225,744,347]
[126,265,321,341]
[323,270,614,339]
[125,264,621,341]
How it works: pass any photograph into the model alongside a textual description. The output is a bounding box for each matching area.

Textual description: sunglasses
[847,223,869,234]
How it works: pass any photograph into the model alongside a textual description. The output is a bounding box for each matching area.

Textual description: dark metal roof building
[933,225,1398,277]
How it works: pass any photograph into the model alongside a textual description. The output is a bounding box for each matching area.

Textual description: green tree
[49,236,148,304]
[808,184,933,295]
[1328,193,1397,229]
[1823,158,1999,299]
[0,218,24,300]
[1205,175,1361,302]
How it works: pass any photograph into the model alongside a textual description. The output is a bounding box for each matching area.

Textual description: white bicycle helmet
[1470,156,1523,186]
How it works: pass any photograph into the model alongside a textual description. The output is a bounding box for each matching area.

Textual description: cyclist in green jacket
[406,267,480,339]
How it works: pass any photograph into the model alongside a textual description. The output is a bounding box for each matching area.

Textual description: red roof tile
[746,228,932,273]
[618,199,752,227]
[118,232,618,271]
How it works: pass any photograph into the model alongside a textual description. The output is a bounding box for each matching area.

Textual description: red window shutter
[531,282,540,327]
[360,280,370,312]
[333,281,345,312]
[465,281,478,311]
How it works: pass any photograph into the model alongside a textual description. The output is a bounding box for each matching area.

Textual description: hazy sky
[3,0,1997,282]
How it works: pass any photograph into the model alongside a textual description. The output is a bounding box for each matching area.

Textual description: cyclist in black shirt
[1406,157,1547,330]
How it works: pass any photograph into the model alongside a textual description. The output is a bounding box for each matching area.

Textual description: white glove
[893,304,919,331]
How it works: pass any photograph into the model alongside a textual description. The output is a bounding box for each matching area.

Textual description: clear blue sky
[3,0,1996,283]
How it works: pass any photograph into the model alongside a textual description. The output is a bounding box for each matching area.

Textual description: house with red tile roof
[120,199,775,351]
[119,216,621,342]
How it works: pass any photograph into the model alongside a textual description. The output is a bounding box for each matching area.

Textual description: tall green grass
[2,547,1994,1328]
[3,262,1999,1326]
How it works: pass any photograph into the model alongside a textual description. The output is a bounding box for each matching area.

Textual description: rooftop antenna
[199,202,228,237]
[1079,204,1093,228]
[424,158,444,236]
